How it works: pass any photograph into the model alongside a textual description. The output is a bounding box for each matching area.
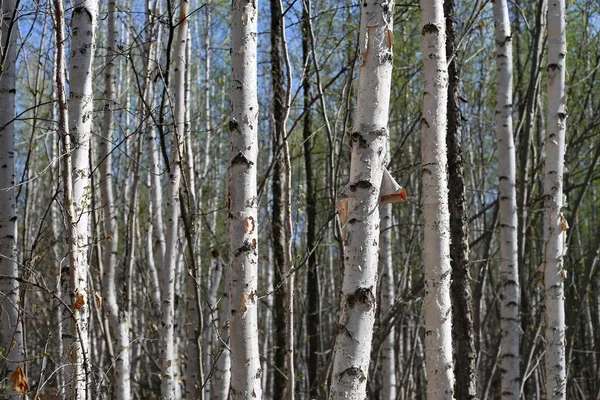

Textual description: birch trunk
[0,1,25,397]
[543,1,567,398]
[379,202,396,400]
[182,24,202,400]
[160,1,189,397]
[493,1,520,398]
[419,1,455,398]
[329,2,394,398]
[270,0,294,397]
[63,0,98,396]
[143,5,163,311]
[229,1,262,398]
[146,6,166,272]
[100,0,131,397]
[212,259,231,400]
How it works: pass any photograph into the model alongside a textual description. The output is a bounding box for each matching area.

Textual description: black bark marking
[346,287,375,310]
[496,35,512,47]
[351,132,368,148]
[547,63,561,72]
[231,152,254,167]
[234,239,256,257]
[74,6,93,23]
[229,118,240,133]
[422,23,439,35]
[338,367,366,382]
[349,180,373,192]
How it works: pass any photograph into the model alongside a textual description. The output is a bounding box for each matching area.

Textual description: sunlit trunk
[493,1,520,398]
[228,1,262,398]
[543,1,567,398]
[0,1,25,397]
[420,1,455,398]
[160,1,189,398]
[329,2,395,398]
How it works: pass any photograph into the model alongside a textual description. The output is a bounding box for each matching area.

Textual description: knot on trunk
[346,287,375,310]
[422,23,439,35]
[338,366,367,383]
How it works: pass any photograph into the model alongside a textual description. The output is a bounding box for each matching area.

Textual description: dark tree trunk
[301,0,320,397]
[270,0,289,397]
[444,1,477,398]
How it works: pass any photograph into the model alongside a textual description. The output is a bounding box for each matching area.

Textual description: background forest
[1,0,599,399]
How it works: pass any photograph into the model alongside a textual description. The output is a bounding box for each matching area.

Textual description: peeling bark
[329,2,395,399]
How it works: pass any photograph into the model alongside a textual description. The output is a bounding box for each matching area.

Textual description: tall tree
[420,0,455,398]
[270,0,294,397]
[516,0,546,342]
[100,0,132,397]
[329,1,395,398]
[493,0,520,398]
[160,0,189,397]
[543,0,567,398]
[63,0,98,396]
[0,0,25,397]
[301,0,320,397]
[379,199,396,400]
[444,1,477,398]
[228,0,262,398]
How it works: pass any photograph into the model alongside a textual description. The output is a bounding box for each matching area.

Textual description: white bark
[143,5,163,311]
[160,1,189,398]
[419,1,455,398]
[544,1,567,398]
[100,0,131,397]
[0,1,25,398]
[147,12,166,271]
[213,261,231,400]
[329,1,394,398]
[65,0,98,396]
[493,1,520,398]
[228,0,262,398]
[379,203,396,400]
[183,24,202,400]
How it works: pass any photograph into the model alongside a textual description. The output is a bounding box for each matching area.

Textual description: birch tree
[420,1,455,398]
[0,0,26,397]
[99,0,132,397]
[62,0,98,396]
[329,1,395,398]
[160,0,189,397]
[379,201,395,400]
[543,1,567,398]
[270,0,294,396]
[493,1,520,398]
[228,0,262,398]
